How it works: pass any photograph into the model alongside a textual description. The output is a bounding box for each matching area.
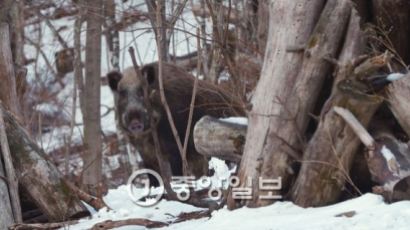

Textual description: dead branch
[91,210,210,229]
[90,219,167,229]
[62,177,108,210]
[333,106,375,150]
[181,29,201,175]
[10,220,79,230]
[191,3,239,24]
[24,36,57,77]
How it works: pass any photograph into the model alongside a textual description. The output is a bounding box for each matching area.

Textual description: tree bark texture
[290,13,393,207]
[0,23,21,117]
[83,0,103,189]
[387,74,410,137]
[0,159,14,230]
[228,0,353,208]
[1,105,88,221]
[194,116,246,163]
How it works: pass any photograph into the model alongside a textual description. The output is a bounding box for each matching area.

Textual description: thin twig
[155,1,188,174]
[128,46,174,195]
[182,28,202,175]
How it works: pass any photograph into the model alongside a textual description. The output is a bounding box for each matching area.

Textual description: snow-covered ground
[65,159,410,230]
[69,187,410,230]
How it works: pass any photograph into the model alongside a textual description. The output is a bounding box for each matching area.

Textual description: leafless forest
[1,0,410,229]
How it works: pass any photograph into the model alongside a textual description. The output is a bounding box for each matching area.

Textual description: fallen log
[1,104,89,221]
[194,116,246,163]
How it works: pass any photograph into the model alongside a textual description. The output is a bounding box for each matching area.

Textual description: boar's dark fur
[108,62,244,177]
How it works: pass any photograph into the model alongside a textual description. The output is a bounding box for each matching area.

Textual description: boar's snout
[123,108,148,135]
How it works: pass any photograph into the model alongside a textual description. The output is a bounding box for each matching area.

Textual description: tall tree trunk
[83,0,103,194]
[0,23,21,118]
[227,0,355,208]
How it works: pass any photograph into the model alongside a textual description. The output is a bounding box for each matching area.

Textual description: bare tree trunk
[0,159,14,230]
[0,0,13,23]
[0,23,21,118]
[228,0,354,208]
[0,18,22,229]
[10,1,24,67]
[0,105,22,223]
[83,0,103,194]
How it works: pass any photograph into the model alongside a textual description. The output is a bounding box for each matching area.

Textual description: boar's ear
[141,65,156,85]
[107,71,123,91]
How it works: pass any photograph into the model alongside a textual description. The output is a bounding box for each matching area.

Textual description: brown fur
[108,62,245,177]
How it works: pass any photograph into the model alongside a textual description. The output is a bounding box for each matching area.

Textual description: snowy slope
[68,187,410,230]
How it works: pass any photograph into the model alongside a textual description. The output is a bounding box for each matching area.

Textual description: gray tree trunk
[228,0,353,208]
[83,0,103,193]
[0,160,14,230]
[0,23,21,118]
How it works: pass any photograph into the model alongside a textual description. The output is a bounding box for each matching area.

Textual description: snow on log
[193,116,246,162]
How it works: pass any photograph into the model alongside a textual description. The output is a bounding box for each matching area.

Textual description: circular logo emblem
[127,169,164,207]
